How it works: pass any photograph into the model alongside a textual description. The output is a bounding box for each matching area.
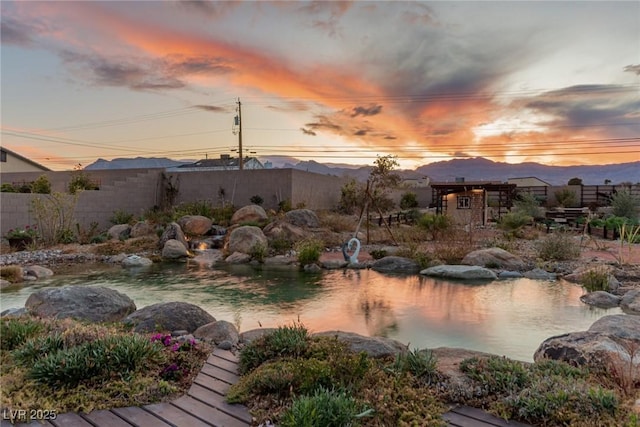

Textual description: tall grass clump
[536,232,581,261]
[581,266,610,292]
[390,348,439,385]
[498,211,532,238]
[417,213,452,240]
[295,238,324,266]
[239,324,310,374]
[280,387,371,427]
[1,318,45,350]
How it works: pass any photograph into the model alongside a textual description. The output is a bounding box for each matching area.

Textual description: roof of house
[177,156,260,169]
[507,176,552,186]
[1,147,51,171]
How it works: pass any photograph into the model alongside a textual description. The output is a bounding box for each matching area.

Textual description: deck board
[111,406,174,427]
[188,383,253,423]
[444,406,530,427]
[49,413,94,427]
[143,402,212,427]
[199,363,240,384]
[80,409,134,427]
[171,395,248,427]
[206,354,240,374]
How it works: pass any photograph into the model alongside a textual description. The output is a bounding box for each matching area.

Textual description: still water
[0,261,620,362]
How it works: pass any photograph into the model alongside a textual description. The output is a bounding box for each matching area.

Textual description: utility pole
[237,98,243,170]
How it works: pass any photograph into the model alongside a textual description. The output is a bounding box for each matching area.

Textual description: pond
[0,260,620,362]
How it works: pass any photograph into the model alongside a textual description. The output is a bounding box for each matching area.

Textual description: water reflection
[0,264,620,362]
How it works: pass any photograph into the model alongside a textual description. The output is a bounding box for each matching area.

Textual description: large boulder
[461,247,526,271]
[534,315,640,381]
[580,291,622,309]
[23,265,54,280]
[284,209,320,228]
[159,222,189,250]
[621,289,640,315]
[371,256,421,274]
[107,224,131,241]
[177,215,213,236]
[314,331,407,358]
[26,286,136,322]
[263,220,307,244]
[123,302,216,333]
[420,265,497,280]
[227,226,268,254]
[240,328,278,345]
[130,220,156,238]
[162,239,189,259]
[121,255,154,268]
[194,320,240,346]
[231,205,268,225]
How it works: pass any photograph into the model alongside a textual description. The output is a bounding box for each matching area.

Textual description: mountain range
[85,157,640,186]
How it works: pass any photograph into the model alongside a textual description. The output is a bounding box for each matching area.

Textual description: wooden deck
[2,348,530,427]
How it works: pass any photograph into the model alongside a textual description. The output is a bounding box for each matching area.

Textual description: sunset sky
[1,1,639,171]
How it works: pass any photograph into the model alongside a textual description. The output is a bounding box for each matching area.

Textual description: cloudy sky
[1,1,639,171]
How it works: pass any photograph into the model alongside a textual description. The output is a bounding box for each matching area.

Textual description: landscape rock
[162,239,189,259]
[240,328,277,344]
[498,271,523,279]
[124,301,216,333]
[121,255,153,268]
[230,204,268,225]
[23,265,54,279]
[0,279,15,290]
[303,263,322,273]
[588,314,640,340]
[284,209,320,228]
[26,286,136,322]
[130,221,155,238]
[107,224,131,241]
[322,259,349,269]
[177,215,213,236]
[194,320,240,346]
[158,222,189,250]
[420,265,497,280]
[263,255,297,266]
[1,307,28,318]
[579,291,622,309]
[523,268,556,280]
[225,251,251,264]
[620,289,640,315]
[372,256,421,274]
[563,264,616,284]
[227,226,268,254]
[314,331,407,358]
[263,220,307,243]
[461,247,526,271]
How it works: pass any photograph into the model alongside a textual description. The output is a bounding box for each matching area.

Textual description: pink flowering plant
[5,224,39,240]
[150,332,209,383]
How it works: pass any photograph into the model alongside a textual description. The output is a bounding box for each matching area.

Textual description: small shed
[431,182,517,225]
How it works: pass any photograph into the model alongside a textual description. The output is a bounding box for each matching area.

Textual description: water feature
[0,261,620,362]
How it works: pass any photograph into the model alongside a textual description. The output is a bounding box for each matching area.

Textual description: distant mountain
[85,157,190,170]
[288,158,640,185]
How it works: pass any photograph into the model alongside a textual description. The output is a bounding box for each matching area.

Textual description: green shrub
[173,200,214,219]
[31,175,51,194]
[270,237,293,254]
[29,334,163,387]
[211,205,235,226]
[280,387,370,427]
[1,183,17,193]
[239,324,310,374]
[400,192,419,209]
[369,249,388,260]
[250,195,264,205]
[514,192,544,219]
[417,213,452,240]
[278,199,292,213]
[498,211,533,236]
[0,318,45,350]
[110,209,134,225]
[249,243,268,262]
[611,189,640,220]
[68,171,99,194]
[554,188,578,208]
[13,334,65,366]
[295,238,324,266]
[460,356,531,394]
[536,232,581,261]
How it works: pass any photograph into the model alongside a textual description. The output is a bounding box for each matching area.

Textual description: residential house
[0,147,51,173]
[169,154,264,171]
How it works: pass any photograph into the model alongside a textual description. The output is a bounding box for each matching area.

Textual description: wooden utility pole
[237,98,243,170]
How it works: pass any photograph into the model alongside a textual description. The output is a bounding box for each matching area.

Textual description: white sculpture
[341,237,361,264]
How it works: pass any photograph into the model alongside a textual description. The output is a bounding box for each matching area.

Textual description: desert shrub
[1,318,45,350]
[1,183,17,192]
[278,199,292,213]
[417,213,452,240]
[295,238,324,266]
[75,221,101,245]
[238,324,310,374]
[250,195,264,205]
[280,387,369,427]
[211,204,235,226]
[30,192,78,245]
[369,249,387,260]
[536,232,581,261]
[513,192,544,219]
[269,237,293,254]
[68,171,99,194]
[110,209,134,225]
[400,191,419,209]
[581,267,610,292]
[610,189,639,221]
[30,175,51,194]
[554,188,578,208]
[337,179,364,215]
[460,356,531,394]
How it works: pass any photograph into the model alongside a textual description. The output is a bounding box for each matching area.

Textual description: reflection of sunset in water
[0,266,619,362]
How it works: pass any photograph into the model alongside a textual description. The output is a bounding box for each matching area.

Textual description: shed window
[0,150,6,162]
[457,196,471,209]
